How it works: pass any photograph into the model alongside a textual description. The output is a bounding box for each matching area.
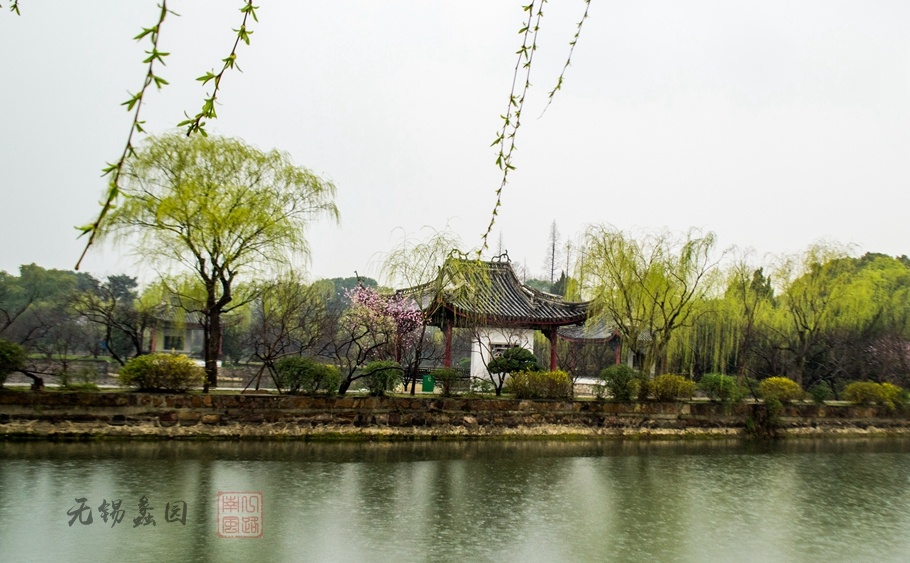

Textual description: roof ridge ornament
[491,251,510,263]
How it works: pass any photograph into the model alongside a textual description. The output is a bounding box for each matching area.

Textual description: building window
[490,343,515,358]
[163,334,185,351]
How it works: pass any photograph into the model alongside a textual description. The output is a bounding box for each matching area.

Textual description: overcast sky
[2,1,909,285]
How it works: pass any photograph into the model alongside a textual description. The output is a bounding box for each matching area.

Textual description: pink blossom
[344,286,424,347]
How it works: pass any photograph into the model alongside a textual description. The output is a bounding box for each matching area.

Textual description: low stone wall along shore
[1,392,909,441]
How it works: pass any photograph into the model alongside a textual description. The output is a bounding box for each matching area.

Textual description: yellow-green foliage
[650,374,696,402]
[118,353,205,392]
[506,370,573,400]
[881,383,904,408]
[758,377,804,403]
[843,381,904,409]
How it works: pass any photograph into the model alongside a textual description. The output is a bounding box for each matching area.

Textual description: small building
[148,308,205,357]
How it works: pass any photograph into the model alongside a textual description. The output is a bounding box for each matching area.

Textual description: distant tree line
[2,235,908,398]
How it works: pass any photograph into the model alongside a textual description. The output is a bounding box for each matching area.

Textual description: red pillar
[444,324,453,368]
[614,338,622,365]
[548,329,558,371]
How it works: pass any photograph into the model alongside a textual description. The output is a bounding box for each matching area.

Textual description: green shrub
[650,374,696,402]
[637,376,651,402]
[808,383,833,404]
[317,365,342,395]
[506,370,573,400]
[363,360,402,396]
[881,382,905,410]
[0,339,26,387]
[843,381,904,409]
[599,364,643,402]
[275,356,340,394]
[487,347,540,375]
[842,381,883,406]
[275,356,309,393]
[698,373,745,402]
[434,368,463,397]
[757,377,804,404]
[118,353,204,392]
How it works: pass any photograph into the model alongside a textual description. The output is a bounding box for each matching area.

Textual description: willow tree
[578,226,720,375]
[775,247,910,388]
[380,229,467,393]
[105,133,339,390]
[703,257,776,378]
[773,244,858,386]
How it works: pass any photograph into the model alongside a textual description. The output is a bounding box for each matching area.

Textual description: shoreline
[2,391,909,441]
[3,421,910,442]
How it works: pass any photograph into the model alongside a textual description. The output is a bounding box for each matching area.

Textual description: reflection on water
[2,439,910,562]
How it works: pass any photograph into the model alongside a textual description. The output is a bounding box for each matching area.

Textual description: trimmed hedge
[650,374,696,402]
[274,356,341,395]
[506,370,573,400]
[843,381,905,410]
[118,353,205,392]
[758,377,804,404]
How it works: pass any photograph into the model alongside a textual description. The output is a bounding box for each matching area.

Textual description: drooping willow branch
[76,1,258,270]
[178,1,258,136]
[539,0,591,117]
[479,0,592,255]
[480,1,545,256]
[75,1,173,270]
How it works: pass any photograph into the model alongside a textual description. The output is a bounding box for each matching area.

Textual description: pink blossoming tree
[327,285,425,394]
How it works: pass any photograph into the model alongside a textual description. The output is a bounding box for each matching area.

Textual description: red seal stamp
[216,492,263,539]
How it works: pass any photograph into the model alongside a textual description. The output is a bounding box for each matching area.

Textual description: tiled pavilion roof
[402,258,589,331]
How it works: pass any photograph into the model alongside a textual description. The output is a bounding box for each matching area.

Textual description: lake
[2,439,909,562]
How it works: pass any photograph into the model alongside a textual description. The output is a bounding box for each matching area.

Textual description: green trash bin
[421,374,435,393]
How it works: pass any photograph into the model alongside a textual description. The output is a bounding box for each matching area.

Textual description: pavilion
[401,255,591,378]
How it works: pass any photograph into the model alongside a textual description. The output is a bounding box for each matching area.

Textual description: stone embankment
[1,392,909,440]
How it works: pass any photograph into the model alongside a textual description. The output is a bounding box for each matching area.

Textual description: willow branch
[76,2,172,270]
[178,1,258,136]
[480,1,545,255]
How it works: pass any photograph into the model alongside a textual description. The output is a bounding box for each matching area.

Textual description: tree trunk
[204,307,221,392]
[106,326,126,366]
[21,370,44,391]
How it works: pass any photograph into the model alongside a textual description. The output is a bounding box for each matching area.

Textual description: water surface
[1,439,909,562]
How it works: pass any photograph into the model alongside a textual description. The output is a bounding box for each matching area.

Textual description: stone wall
[1,392,909,440]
